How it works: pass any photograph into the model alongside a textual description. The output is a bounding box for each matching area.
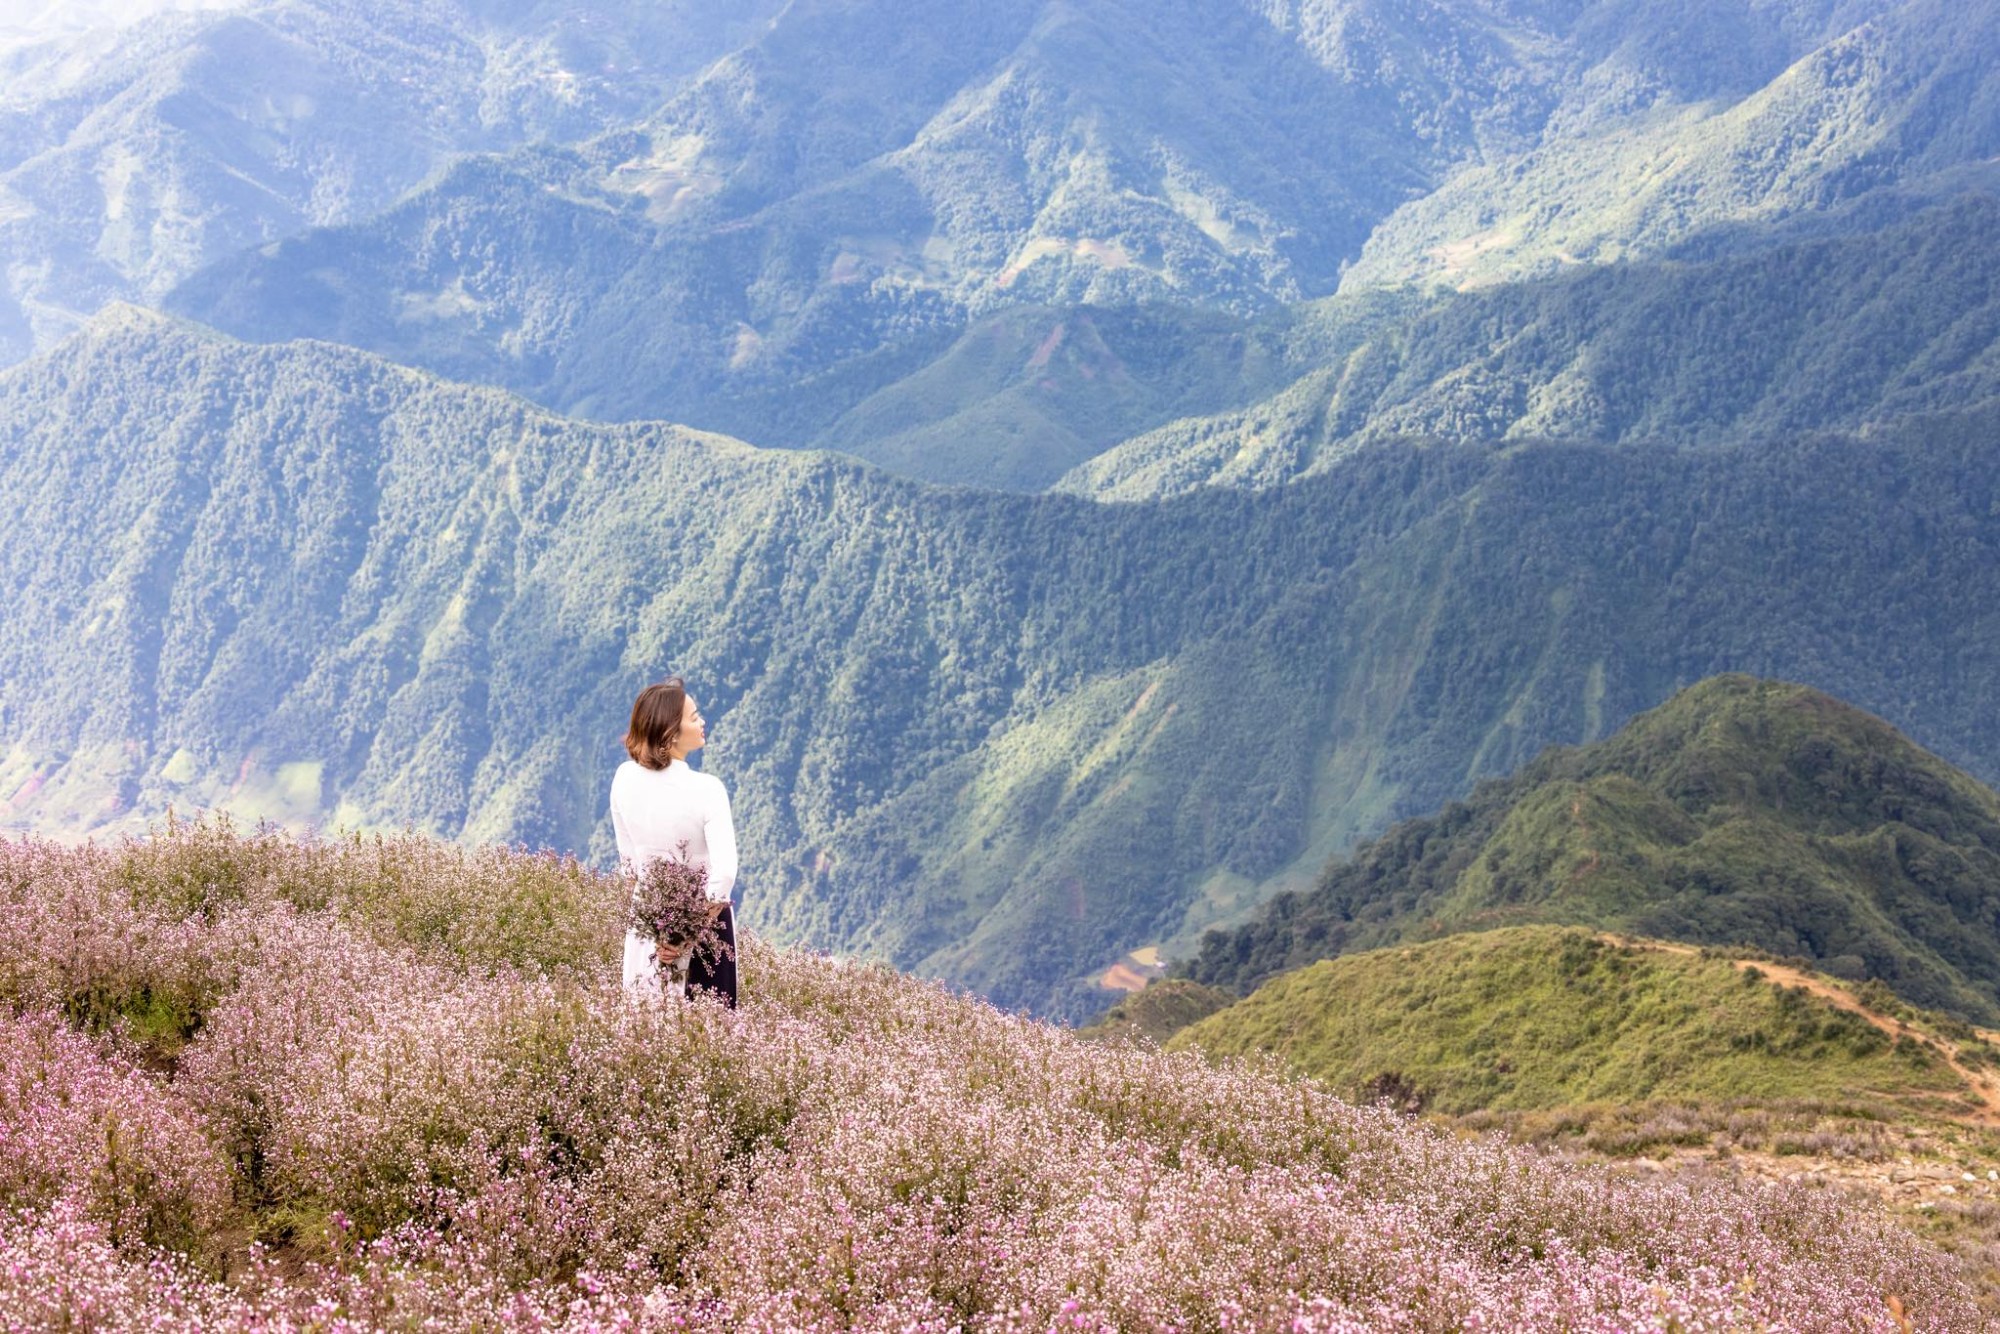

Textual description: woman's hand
[655,902,728,964]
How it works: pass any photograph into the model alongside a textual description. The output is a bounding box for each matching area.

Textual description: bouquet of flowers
[628,847,734,969]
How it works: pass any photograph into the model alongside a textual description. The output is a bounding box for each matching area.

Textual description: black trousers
[685,903,737,1008]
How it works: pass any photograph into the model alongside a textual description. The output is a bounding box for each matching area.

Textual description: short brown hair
[625,678,688,770]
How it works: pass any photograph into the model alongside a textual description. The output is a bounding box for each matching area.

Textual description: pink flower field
[0,819,1978,1331]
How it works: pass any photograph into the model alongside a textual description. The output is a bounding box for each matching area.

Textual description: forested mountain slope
[1063,196,2000,498]
[158,0,1471,443]
[3,315,1999,1017]
[1342,0,2000,290]
[769,301,1328,491]
[1183,678,2000,1025]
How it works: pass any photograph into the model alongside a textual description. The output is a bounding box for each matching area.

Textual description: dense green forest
[4,317,2000,1017]
[1182,678,2000,1025]
[169,184,2000,499]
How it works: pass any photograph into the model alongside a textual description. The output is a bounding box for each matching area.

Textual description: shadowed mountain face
[5,316,2000,1018]
[1184,677,2000,1024]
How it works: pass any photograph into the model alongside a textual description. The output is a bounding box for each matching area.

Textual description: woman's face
[676,694,707,757]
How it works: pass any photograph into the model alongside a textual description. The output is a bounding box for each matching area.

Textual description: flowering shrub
[628,849,733,971]
[0,820,1980,1329]
[0,1011,232,1260]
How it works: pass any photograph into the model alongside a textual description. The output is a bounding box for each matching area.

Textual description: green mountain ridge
[159,0,1458,438]
[1168,925,1989,1117]
[6,316,2000,1017]
[11,318,2000,1016]
[1184,677,2000,1025]
[1063,195,2000,499]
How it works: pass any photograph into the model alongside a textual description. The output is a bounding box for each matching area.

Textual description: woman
[612,678,740,1006]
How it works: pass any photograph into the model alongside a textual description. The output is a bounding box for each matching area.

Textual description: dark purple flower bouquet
[628,845,733,969]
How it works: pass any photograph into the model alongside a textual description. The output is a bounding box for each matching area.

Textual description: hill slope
[1171,925,1995,1116]
[0,822,1974,1328]
[6,318,2000,1016]
[1184,677,2000,1024]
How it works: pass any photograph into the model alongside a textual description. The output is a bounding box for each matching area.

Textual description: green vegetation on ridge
[149,0,2000,493]
[1066,197,2000,499]
[1170,926,1982,1116]
[1185,677,2000,1025]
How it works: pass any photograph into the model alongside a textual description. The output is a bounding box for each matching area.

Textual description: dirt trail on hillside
[1596,933,2000,1125]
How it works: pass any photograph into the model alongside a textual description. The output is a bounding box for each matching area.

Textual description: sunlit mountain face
[1,0,253,44]
[0,0,788,360]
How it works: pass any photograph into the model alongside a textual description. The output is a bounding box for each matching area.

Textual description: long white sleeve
[703,778,738,903]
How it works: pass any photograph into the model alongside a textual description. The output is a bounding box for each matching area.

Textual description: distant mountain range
[1063,197,2000,498]
[1,0,1989,489]
[1183,677,2000,1025]
[0,0,791,358]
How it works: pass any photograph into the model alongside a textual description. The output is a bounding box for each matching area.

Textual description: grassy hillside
[1184,677,2000,1024]
[1066,196,2000,499]
[0,821,1973,1329]
[1171,926,1991,1116]
[1075,978,1235,1046]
